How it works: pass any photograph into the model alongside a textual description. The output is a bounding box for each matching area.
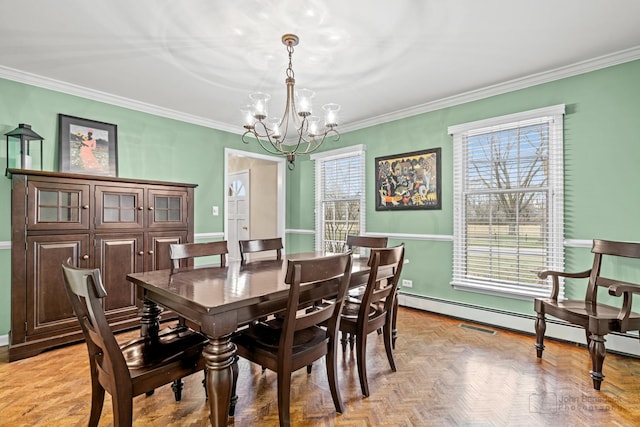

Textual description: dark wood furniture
[534,239,640,390]
[126,252,376,427]
[8,169,196,361]
[62,260,207,427]
[232,253,352,426]
[346,235,388,255]
[239,237,283,263]
[339,244,405,397]
[170,241,229,271]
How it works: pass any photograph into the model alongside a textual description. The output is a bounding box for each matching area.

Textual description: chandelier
[241,34,340,170]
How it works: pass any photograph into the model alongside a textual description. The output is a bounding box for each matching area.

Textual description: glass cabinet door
[147,188,189,229]
[27,181,90,230]
[95,186,144,229]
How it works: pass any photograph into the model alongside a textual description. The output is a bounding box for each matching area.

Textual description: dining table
[126,252,376,426]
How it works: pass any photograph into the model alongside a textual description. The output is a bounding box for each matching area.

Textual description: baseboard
[0,335,8,347]
[398,293,640,358]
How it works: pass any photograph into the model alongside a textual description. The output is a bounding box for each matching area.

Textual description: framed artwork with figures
[375,148,441,211]
[58,114,118,176]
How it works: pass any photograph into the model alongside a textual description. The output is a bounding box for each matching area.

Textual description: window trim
[311,144,366,252]
[448,105,565,300]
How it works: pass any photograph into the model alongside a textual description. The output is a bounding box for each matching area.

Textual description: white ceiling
[2,0,640,134]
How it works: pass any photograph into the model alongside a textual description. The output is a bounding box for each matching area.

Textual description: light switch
[212,206,219,216]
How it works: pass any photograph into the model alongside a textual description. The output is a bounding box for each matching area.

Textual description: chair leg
[276,370,292,427]
[111,390,134,427]
[340,332,348,352]
[229,356,239,417]
[202,370,208,399]
[391,297,399,349]
[534,312,546,358]
[88,377,105,427]
[383,323,397,372]
[355,332,370,397]
[588,333,606,390]
[326,337,344,414]
[171,379,184,401]
[349,333,355,351]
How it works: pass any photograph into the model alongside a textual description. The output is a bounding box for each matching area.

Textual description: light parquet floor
[1,307,640,426]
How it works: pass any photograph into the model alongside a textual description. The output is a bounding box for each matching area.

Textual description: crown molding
[0,65,240,134]
[1,46,638,135]
[340,46,640,133]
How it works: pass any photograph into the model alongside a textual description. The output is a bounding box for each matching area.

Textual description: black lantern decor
[5,123,44,176]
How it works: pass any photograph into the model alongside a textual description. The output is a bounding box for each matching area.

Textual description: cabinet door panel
[146,231,188,271]
[147,188,189,229]
[26,234,90,336]
[95,233,144,317]
[95,186,144,229]
[27,181,90,231]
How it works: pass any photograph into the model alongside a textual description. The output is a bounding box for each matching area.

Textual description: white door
[227,170,250,261]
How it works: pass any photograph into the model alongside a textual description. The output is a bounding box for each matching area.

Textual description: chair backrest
[169,241,228,271]
[239,237,283,263]
[61,259,129,393]
[280,252,352,352]
[586,239,640,303]
[346,235,388,255]
[359,244,405,323]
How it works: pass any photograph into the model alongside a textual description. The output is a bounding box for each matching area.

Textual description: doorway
[224,148,286,261]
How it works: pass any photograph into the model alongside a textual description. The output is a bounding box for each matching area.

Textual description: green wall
[292,59,640,315]
[1,59,639,337]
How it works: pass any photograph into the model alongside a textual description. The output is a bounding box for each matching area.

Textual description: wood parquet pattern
[1,307,639,426]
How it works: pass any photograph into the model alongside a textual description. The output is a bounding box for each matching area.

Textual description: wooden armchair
[232,252,353,426]
[239,237,283,263]
[534,239,640,390]
[61,260,208,427]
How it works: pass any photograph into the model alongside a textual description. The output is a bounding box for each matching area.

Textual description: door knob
[242,226,248,230]
[82,255,89,260]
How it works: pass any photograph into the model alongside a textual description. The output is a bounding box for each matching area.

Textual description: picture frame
[375,147,441,211]
[58,114,118,176]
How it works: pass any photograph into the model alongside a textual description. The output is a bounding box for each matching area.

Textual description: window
[448,105,565,299]
[311,145,366,253]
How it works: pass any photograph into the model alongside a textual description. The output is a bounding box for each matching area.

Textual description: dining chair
[169,240,228,272]
[344,235,390,330]
[534,239,640,390]
[61,259,208,427]
[339,244,405,397]
[231,252,353,427]
[346,235,388,255]
[239,237,283,263]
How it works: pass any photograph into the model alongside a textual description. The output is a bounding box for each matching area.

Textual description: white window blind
[449,105,565,299]
[312,145,366,253]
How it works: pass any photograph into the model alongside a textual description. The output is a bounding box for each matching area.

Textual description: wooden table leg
[202,334,237,426]
[139,298,162,338]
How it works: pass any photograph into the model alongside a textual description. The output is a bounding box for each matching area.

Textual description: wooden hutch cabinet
[8,169,196,361]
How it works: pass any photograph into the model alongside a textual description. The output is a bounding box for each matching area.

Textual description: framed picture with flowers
[58,114,118,176]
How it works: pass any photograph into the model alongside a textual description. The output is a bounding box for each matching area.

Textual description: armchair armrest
[606,278,640,332]
[537,269,591,301]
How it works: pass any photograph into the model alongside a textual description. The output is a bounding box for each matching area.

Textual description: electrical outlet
[212,206,219,216]
[402,279,413,288]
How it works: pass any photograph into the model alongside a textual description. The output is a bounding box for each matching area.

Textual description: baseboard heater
[398,292,640,358]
